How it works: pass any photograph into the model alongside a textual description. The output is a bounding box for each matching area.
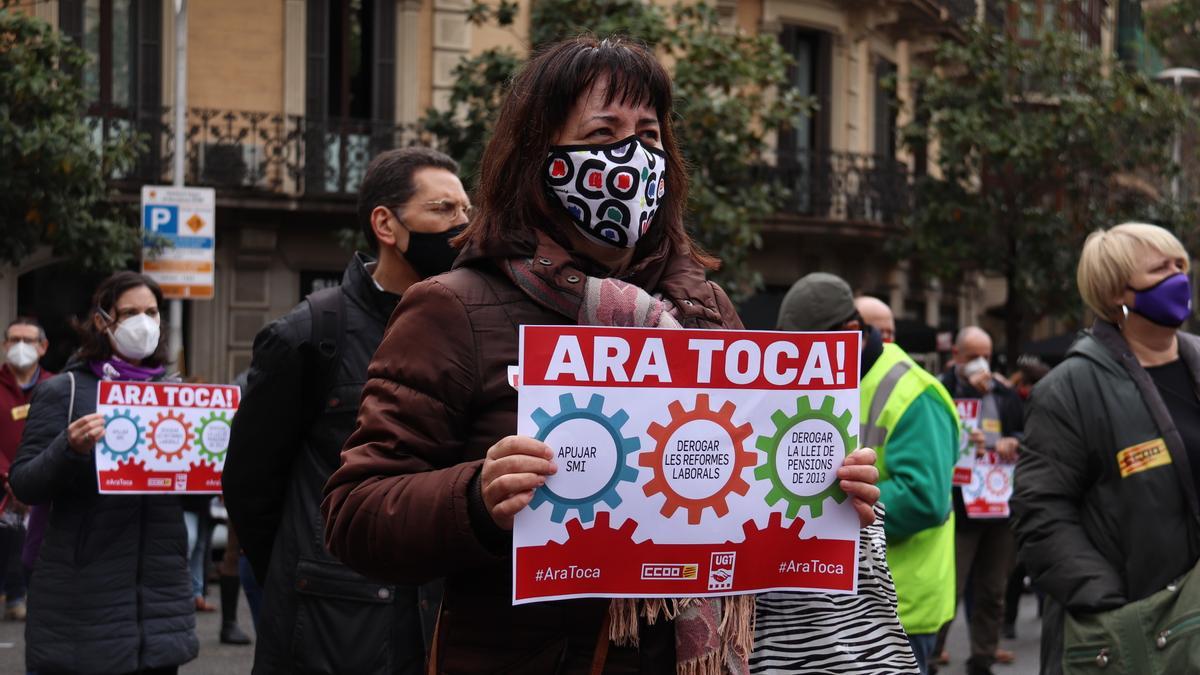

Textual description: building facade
[3,0,1118,378]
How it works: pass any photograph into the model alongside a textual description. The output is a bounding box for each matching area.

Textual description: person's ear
[36,339,48,357]
[844,319,862,331]
[371,206,403,249]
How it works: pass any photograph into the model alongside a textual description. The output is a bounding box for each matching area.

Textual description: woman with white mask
[9,271,198,674]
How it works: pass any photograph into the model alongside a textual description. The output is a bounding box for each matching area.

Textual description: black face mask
[401,224,466,279]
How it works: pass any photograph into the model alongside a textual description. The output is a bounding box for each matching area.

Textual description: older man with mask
[856,295,896,343]
[0,318,52,621]
[933,326,1023,675]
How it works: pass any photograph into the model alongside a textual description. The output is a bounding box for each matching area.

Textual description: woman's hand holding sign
[67,413,107,456]
[482,435,558,530]
[839,447,880,527]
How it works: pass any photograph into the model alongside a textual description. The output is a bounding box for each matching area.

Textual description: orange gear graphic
[148,411,192,461]
[640,394,755,524]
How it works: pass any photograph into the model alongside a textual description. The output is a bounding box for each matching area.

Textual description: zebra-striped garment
[751,505,920,674]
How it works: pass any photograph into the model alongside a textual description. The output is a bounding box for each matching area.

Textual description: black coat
[223,253,424,675]
[1012,321,1200,674]
[9,361,198,674]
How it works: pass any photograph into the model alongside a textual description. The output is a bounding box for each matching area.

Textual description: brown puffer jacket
[322,228,742,673]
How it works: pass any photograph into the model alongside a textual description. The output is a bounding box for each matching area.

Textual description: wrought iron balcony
[762,150,910,228]
[87,106,439,200]
[941,0,979,25]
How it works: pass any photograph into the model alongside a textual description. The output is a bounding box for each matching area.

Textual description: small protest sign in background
[953,398,980,486]
[963,450,1014,518]
[95,381,239,494]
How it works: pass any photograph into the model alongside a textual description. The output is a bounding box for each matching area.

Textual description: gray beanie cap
[777,272,857,331]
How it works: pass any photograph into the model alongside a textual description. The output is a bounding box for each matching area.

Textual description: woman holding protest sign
[323,37,880,673]
[10,271,197,674]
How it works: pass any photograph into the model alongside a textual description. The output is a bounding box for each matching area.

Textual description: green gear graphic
[753,395,857,519]
[194,411,232,463]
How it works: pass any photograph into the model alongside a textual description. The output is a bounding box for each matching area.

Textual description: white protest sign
[513,326,862,604]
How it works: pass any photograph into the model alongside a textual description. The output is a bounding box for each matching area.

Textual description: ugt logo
[708,551,736,591]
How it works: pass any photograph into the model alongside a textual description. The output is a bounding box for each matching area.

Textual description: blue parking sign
[144,204,179,235]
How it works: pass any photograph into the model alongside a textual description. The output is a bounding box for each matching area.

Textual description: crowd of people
[1,36,1198,675]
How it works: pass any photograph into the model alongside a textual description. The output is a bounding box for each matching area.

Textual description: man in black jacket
[223,147,469,674]
[935,326,1023,675]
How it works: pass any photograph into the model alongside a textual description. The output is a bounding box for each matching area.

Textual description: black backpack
[305,286,344,418]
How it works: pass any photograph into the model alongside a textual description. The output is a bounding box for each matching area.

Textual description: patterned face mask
[545,135,667,249]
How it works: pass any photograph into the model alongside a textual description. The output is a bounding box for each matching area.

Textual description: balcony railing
[941,0,979,25]
[88,106,440,200]
[762,151,909,227]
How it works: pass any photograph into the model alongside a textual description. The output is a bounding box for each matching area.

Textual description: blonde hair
[1077,222,1189,322]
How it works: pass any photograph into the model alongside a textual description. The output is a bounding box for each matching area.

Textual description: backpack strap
[67,371,77,422]
[305,286,345,416]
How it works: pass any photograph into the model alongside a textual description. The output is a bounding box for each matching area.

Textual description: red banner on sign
[514,512,856,601]
[520,326,860,391]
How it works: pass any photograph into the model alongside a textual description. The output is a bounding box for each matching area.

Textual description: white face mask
[108,313,161,361]
[5,342,38,370]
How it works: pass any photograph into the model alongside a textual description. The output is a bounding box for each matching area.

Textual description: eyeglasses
[423,200,473,220]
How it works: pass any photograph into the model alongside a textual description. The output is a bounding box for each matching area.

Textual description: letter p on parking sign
[144,204,179,234]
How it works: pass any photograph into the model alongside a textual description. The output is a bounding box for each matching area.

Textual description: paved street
[941,592,1043,675]
[0,589,1044,673]
[0,591,256,674]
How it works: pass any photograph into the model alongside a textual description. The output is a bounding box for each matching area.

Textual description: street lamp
[1155,67,1200,202]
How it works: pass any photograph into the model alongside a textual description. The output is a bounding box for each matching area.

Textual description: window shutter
[776,26,797,165]
[373,0,396,124]
[306,0,330,121]
[305,0,330,192]
[135,0,164,178]
[59,0,85,46]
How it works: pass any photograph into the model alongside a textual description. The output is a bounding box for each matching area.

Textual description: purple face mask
[1128,273,1193,328]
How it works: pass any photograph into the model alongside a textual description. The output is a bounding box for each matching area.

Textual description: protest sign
[962,450,1014,518]
[952,398,979,486]
[513,326,861,604]
[95,381,239,494]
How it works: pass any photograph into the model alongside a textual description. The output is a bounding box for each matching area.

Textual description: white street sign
[141,185,215,300]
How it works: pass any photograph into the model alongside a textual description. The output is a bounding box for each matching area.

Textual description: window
[777,26,832,214]
[779,27,830,162]
[874,58,897,160]
[60,0,162,174]
[62,0,159,114]
[305,0,396,194]
[1009,0,1106,48]
[329,0,374,120]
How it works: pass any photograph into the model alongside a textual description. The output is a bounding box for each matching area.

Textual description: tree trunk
[1005,273,1023,374]
[1004,225,1023,373]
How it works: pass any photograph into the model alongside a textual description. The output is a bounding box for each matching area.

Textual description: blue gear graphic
[100,408,144,462]
[529,393,640,523]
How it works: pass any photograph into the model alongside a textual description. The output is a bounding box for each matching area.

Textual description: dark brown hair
[457,36,717,270]
[76,271,168,366]
[357,147,460,251]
